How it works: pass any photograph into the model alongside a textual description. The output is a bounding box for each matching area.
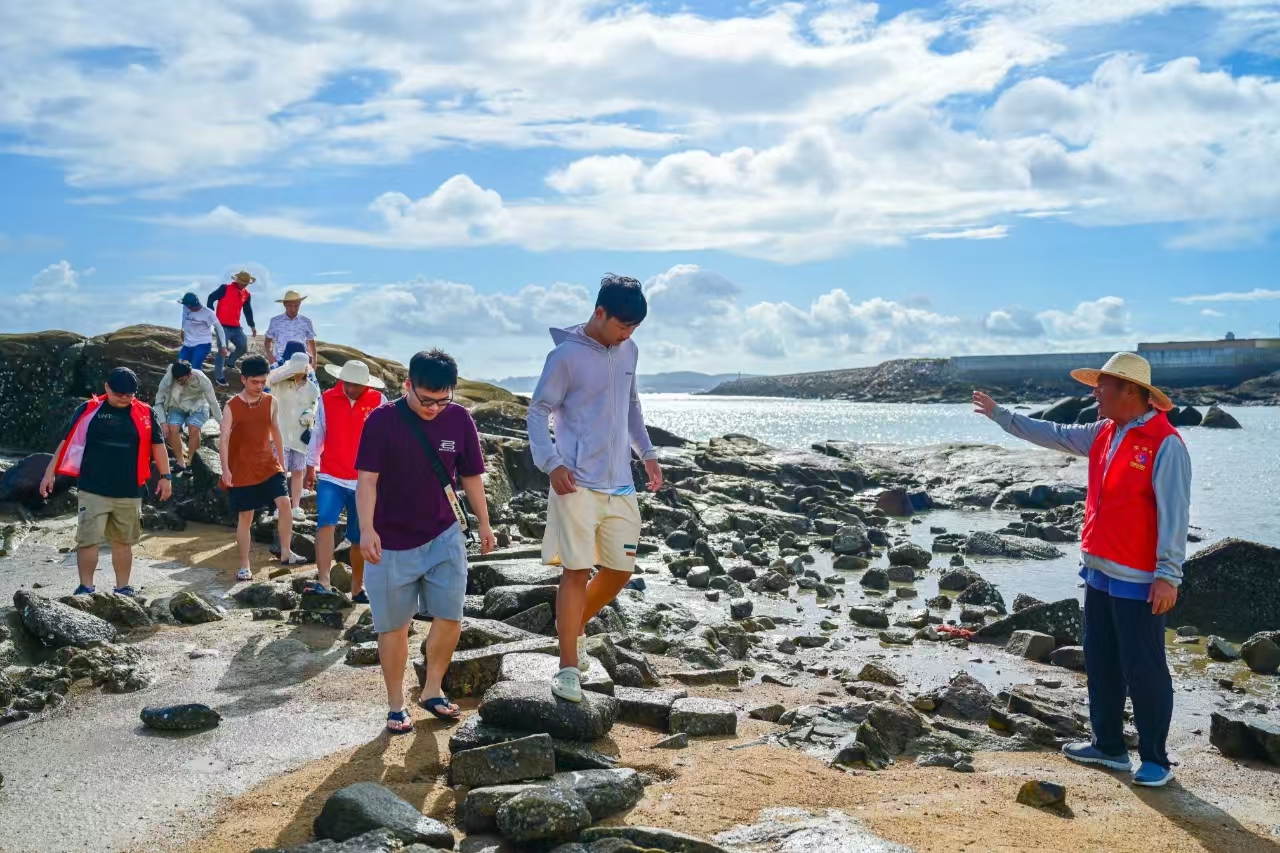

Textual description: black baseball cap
[179,292,201,308]
[106,367,139,394]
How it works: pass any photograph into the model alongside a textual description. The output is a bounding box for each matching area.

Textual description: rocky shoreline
[1,328,1279,852]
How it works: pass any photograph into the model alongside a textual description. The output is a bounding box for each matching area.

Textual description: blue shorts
[166,408,209,429]
[315,479,360,543]
[365,524,467,632]
[178,343,212,369]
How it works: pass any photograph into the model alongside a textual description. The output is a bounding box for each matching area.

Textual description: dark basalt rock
[1168,539,1280,637]
[479,680,619,741]
[975,598,1082,646]
[14,590,117,648]
[140,703,221,731]
[313,782,454,848]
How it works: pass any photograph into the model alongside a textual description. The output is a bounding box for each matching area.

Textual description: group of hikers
[33,271,1190,789]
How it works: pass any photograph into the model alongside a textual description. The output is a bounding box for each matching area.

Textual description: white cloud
[29,260,82,295]
[1173,288,1280,303]
[921,225,1010,240]
[983,306,1045,337]
[1037,295,1131,338]
[1200,308,1226,317]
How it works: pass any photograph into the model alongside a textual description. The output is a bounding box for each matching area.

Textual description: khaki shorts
[76,492,143,549]
[542,488,641,573]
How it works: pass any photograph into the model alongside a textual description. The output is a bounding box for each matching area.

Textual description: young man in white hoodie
[527,275,663,702]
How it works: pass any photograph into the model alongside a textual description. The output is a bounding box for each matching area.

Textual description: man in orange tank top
[974,352,1191,788]
[219,355,307,582]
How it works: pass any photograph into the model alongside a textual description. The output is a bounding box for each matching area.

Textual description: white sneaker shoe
[551,666,583,703]
[236,567,253,582]
[577,635,591,673]
[291,507,306,521]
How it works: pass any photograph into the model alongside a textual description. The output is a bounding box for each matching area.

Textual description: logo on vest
[1130,446,1151,471]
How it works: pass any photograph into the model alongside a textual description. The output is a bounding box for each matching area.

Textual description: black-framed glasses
[413,389,454,410]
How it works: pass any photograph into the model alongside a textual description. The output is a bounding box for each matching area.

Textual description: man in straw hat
[305,359,387,597]
[207,270,258,387]
[264,289,317,367]
[973,351,1191,788]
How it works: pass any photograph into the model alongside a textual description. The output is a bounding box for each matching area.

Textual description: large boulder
[579,826,734,853]
[956,579,1006,612]
[1240,632,1280,675]
[976,598,1082,646]
[669,697,737,737]
[312,782,454,848]
[1210,712,1280,766]
[964,531,1062,560]
[478,680,619,741]
[421,636,558,697]
[0,453,73,507]
[13,590,117,648]
[934,672,995,721]
[496,786,591,844]
[60,591,151,630]
[467,560,561,596]
[1201,405,1242,429]
[1036,396,1094,424]
[450,733,555,788]
[1168,539,1280,637]
[888,543,931,569]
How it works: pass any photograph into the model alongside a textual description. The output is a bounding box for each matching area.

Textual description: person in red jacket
[305,360,386,598]
[39,368,173,595]
[974,352,1191,788]
[207,270,258,387]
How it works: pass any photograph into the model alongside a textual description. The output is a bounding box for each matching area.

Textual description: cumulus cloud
[1037,296,1131,338]
[983,306,1045,337]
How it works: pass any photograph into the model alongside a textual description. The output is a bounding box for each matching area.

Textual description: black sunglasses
[412,389,454,410]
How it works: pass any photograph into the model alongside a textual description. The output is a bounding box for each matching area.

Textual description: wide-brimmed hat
[1070,352,1173,412]
[278,351,311,380]
[232,270,256,285]
[275,289,308,303]
[324,359,385,389]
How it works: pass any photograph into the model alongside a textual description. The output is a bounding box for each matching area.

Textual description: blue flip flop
[420,696,461,721]
[385,709,414,735]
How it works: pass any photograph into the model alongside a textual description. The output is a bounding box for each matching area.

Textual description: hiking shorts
[76,492,142,549]
[283,448,308,472]
[542,488,640,573]
[365,523,467,632]
[315,479,360,543]
[165,408,209,429]
[228,473,289,514]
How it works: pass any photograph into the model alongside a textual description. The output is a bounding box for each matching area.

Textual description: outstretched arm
[973,391,1103,457]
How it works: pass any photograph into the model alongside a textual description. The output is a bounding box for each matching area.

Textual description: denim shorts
[365,523,467,632]
[315,479,360,543]
[166,408,209,428]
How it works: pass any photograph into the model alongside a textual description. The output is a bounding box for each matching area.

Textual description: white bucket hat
[278,351,311,379]
[1070,352,1173,412]
[323,359,386,389]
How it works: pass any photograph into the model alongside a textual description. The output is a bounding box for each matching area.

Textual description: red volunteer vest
[319,385,381,481]
[1080,411,1181,574]
[215,283,250,327]
[55,396,154,486]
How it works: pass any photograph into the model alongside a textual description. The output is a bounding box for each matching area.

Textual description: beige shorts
[76,492,143,549]
[542,488,641,573]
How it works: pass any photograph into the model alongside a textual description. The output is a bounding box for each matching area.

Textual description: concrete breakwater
[706,337,1280,401]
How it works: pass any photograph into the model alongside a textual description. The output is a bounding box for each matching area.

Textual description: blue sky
[2,0,1279,378]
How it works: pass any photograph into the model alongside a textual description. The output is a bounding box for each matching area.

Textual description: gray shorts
[283,448,308,472]
[365,524,467,632]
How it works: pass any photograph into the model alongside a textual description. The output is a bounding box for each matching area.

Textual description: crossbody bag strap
[394,398,471,534]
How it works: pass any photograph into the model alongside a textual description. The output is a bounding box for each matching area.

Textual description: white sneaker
[236,567,253,582]
[551,666,583,703]
[291,507,306,521]
[577,635,591,673]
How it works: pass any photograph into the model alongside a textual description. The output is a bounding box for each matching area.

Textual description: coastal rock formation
[1201,405,1242,429]
[1168,539,1280,637]
[312,783,454,848]
[13,590,116,648]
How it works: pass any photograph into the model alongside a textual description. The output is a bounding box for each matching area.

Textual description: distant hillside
[494,371,749,394]
[706,358,1078,402]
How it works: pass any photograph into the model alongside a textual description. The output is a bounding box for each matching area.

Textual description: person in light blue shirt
[974,351,1191,788]
[528,274,663,703]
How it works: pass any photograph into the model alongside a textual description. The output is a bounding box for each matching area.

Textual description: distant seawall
[952,338,1280,388]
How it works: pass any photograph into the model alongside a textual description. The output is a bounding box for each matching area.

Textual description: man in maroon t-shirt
[356,349,496,733]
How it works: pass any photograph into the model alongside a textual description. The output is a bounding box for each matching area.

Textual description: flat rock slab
[421,636,559,697]
[468,560,562,595]
[13,590,117,648]
[669,697,738,737]
[479,680,620,741]
[580,825,734,853]
[450,732,555,788]
[448,716,619,771]
[670,667,739,687]
[499,652,614,695]
[457,781,549,834]
[1210,712,1280,765]
[455,618,539,651]
[481,584,559,621]
[312,782,454,848]
[614,686,688,730]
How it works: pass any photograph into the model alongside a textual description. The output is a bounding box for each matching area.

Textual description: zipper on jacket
[608,347,616,487]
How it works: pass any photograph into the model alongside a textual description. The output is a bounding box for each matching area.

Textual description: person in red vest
[304,360,387,598]
[39,367,173,595]
[207,270,258,387]
[973,352,1191,788]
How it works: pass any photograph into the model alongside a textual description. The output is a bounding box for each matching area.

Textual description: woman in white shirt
[266,351,320,520]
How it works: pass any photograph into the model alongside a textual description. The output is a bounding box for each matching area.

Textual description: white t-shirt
[181,306,227,348]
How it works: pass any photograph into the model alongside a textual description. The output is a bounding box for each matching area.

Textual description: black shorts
[228,472,289,514]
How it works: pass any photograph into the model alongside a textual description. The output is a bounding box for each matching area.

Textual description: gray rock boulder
[885,565,917,583]
[579,825,733,853]
[1201,405,1242,429]
[312,782,454,848]
[1206,635,1240,662]
[1210,712,1280,766]
[859,569,890,590]
[482,584,559,621]
[1006,630,1056,662]
[956,579,1006,612]
[467,560,561,595]
[456,781,548,834]
[614,686,687,729]
[934,672,994,721]
[496,786,591,844]
[554,768,645,821]
[169,592,224,625]
[937,568,982,591]
[848,606,890,628]
[450,732,556,788]
[888,543,930,569]
[1049,645,1086,671]
[13,590,117,648]
[669,697,737,737]
[1240,632,1280,675]
[976,598,1083,646]
[59,591,151,630]
[479,680,619,741]
[832,523,871,556]
[1168,539,1280,637]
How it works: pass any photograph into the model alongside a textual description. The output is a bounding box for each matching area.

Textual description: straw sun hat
[1070,352,1173,412]
[275,289,308,303]
[232,270,256,284]
[323,359,386,389]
